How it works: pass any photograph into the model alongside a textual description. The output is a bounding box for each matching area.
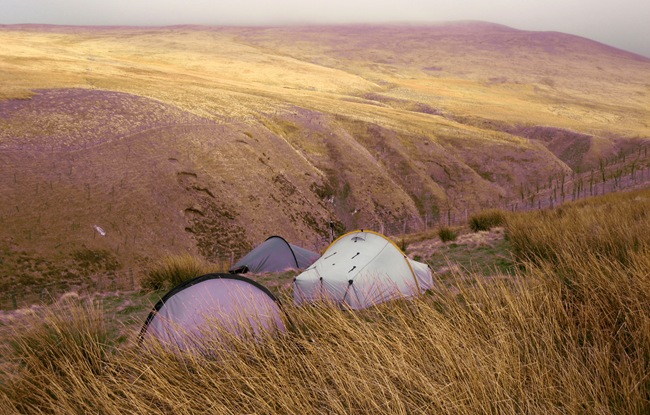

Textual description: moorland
[1,21,649,413]
[1,22,649,301]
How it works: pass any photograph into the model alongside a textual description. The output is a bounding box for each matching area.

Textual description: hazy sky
[1,0,649,57]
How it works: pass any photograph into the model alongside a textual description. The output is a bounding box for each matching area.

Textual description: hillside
[1,188,648,413]
[1,23,649,291]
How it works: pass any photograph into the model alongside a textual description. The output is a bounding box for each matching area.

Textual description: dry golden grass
[1,188,648,414]
[506,190,650,266]
[468,208,507,232]
[140,253,219,291]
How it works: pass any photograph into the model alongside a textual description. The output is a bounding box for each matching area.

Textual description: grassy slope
[1,188,648,414]
[0,23,649,295]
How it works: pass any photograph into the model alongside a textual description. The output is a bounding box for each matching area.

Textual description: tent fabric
[293,230,433,309]
[139,273,285,350]
[229,236,320,274]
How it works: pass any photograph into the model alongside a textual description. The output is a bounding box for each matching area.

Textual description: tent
[293,230,433,309]
[139,273,285,350]
[229,235,320,274]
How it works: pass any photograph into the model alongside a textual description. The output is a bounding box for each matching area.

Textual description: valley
[1,23,649,295]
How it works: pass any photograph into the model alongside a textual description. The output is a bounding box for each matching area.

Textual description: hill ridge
[0,23,648,285]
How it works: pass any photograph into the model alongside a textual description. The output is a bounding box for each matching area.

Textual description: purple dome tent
[229,236,320,274]
[139,273,285,351]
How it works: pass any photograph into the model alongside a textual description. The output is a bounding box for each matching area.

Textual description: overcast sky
[1,0,649,57]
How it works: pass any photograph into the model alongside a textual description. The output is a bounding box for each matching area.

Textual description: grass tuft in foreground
[1,297,116,413]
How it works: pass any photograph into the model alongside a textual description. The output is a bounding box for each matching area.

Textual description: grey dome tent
[139,273,285,350]
[294,230,434,309]
[229,236,320,274]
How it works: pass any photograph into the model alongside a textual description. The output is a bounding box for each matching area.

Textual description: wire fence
[233,159,650,260]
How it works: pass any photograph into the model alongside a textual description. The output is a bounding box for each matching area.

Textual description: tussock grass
[506,191,650,266]
[438,226,458,242]
[1,298,116,413]
[140,253,215,291]
[468,208,507,232]
[504,191,650,414]
[1,189,649,413]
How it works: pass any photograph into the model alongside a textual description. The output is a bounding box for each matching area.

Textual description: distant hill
[0,22,648,286]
